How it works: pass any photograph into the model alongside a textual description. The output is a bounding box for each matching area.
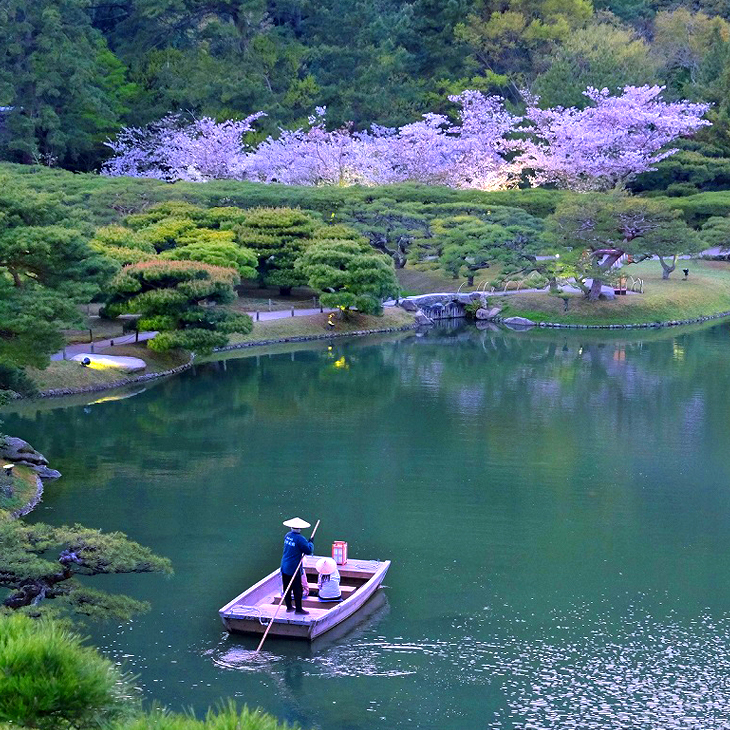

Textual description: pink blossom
[515,85,711,191]
[246,108,370,186]
[102,86,710,192]
[102,112,266,181]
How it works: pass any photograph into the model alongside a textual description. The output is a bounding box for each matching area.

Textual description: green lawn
[498,260,730,325]
[226,308,415,346]
[28,346,189,392]
[0,465,39,520]
[397,263,498,295]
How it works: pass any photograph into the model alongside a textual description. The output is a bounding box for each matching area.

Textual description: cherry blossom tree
[446,90,522,189]
[516,85,711,191]
[246,107,373,186]
[364,92,520,188]
[364,115,457,185]
[102,86,710,192]
[102,112,266,181]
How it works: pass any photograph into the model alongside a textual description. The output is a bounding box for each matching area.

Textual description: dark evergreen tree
[0,0,136,169]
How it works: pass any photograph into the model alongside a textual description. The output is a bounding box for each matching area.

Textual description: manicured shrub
[103,260,252,353]
[663,191,730,226]
[296,239,399,315]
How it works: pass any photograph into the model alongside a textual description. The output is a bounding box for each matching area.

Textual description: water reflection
[5,323,730,729]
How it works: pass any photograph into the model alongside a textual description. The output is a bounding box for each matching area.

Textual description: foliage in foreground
[0,520,172,620]
[118,702,298,730]
[0,615,297,730]
[0,613,134,730]
[0,182,117,396]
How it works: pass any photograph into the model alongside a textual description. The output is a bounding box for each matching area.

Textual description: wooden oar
[255,519,320,654]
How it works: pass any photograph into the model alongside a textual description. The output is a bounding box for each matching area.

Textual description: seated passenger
[316,557,341,601]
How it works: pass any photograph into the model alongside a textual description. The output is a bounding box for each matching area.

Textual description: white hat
[283,517,311,529]
[316,557,337,575]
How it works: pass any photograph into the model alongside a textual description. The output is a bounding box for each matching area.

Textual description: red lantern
[332,540,348,565]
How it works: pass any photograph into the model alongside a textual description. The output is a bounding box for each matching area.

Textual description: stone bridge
[400,292,487,322]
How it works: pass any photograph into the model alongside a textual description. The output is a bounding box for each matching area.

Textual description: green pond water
[6,322,730,730]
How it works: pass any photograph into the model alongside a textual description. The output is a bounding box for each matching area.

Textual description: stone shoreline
[34,324,418,399]
[36,356,196,398]
[517,310,730,330]
[214,324,418,352]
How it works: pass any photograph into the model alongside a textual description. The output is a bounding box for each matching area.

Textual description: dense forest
[3,0,730,193]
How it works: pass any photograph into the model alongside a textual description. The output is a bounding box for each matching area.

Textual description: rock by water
[0,437,61,480]
[476,307,502,321]
[503,316,536,329]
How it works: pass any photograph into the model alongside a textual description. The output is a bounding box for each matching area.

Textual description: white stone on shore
[70,354,147,373]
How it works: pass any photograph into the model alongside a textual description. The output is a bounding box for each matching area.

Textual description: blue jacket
[281,530,314,575]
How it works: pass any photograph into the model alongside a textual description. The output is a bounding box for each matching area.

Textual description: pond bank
[10,473,43,519]
[31,310,418,399]
[0,465,44,521]
[522,310,730,329]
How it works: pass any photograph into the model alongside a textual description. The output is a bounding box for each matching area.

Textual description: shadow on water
[208,589,391,670]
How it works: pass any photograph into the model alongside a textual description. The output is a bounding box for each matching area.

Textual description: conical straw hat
[316,557,337,575]
[283,517,311,529]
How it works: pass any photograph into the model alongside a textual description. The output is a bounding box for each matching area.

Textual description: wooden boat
[219,555,390,640]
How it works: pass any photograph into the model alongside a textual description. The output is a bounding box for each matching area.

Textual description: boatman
[281,517,314,615]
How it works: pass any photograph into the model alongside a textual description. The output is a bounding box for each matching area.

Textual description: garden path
[51,307,338,361]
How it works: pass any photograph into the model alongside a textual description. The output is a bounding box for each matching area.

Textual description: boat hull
[219,557,390,641]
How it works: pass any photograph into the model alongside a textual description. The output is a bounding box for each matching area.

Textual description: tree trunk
[587,252,621,301]
[371,236,398,262]
[659,254,677,280]
[467,274,474,286]
[588,277,604,301]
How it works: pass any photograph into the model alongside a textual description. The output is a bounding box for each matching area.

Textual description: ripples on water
[204,593,730,729]
[461,599,730,729]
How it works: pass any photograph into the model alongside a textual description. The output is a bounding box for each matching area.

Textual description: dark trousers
[281,572,303,611]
